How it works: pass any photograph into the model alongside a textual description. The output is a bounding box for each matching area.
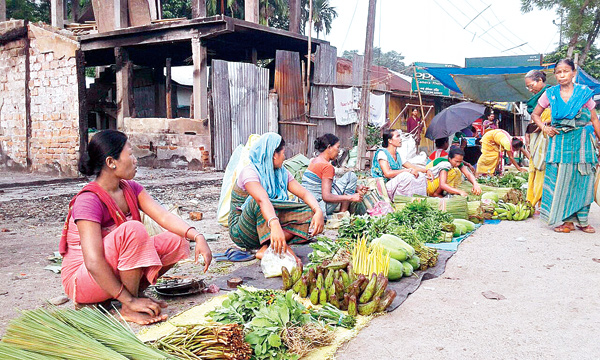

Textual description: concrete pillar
[115,47,134,129]
[51,0,64,28]
[245,0,259,24]
[191,34,208,120]
[1,0,7,22]
[191,0,206,18]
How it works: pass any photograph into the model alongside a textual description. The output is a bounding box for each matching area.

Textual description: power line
[340,0,360,53]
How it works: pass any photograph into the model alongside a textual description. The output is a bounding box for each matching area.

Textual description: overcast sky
[317,0,560,67]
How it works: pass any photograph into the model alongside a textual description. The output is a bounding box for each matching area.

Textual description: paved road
[337,204,600,360]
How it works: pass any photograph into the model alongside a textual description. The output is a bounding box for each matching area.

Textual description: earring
[112,165,116,169]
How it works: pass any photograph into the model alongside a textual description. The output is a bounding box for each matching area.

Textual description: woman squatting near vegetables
[60,130,212,325]
[530,58,600,234]
[425,147,482,198]
[371,129,432,199]
[228,132,324,263]
[302,133,368,217]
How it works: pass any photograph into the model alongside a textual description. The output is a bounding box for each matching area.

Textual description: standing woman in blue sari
[531,59,600,233]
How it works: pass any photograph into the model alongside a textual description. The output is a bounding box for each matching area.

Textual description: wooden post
[251,48,258,65]
[72,0,80,23]
[191,34,208,120]
[191,0,206,18]
[412,65,426,146]
[166,57,173,118]
[356,0,377,170]
[51,0,65,28]
[115,47,134,130]
[289,0,301,33]
[114,0,128,29]
[305,0,313,113]
[245,0,259,23]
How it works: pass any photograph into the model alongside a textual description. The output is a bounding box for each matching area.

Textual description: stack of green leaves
[309,303,356,329]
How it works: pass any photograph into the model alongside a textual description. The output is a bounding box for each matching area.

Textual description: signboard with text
[465,54,543,68]
[412,62,458,96]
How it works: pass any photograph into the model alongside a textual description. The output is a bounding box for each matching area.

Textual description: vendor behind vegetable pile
[426,147,482,197]
[476,129,529,176]
[228,132,324,263]
[371,129,432,199]
[60,130,212,325]
[302,133,368,216]
[428,137,449,161]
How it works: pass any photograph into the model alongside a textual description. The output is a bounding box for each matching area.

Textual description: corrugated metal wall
[308,44,337,156]
[274,50,307,157]
[211,60,269,170]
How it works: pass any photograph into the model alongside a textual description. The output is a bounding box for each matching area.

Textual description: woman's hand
[543,125,559,137]
[457,190,468,197]
[356,185,369,195]
[425,170,434,180]
[270,222,287,255]
[471,183,482,196]
[309,209,325,236]
[408,168,419,178]
[193,234,212,273]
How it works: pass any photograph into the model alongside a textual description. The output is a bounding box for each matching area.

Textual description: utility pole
[305,0,313,113]
[357,0,377,170]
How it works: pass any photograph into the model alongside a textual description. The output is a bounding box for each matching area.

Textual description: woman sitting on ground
[426,147,482,197]
[371,129,432,199]
[302,134,368,216]
[60,130,212,325]
[228,132,324,262]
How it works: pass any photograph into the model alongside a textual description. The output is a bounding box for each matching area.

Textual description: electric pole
[357,0,377,169]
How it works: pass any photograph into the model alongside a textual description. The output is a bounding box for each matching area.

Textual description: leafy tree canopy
[342,47,406,72]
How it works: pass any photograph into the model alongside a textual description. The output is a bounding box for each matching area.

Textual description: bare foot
[119,305,168,325]
[255,244,269,260]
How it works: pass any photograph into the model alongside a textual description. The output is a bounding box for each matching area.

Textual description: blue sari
[540,84,598,226]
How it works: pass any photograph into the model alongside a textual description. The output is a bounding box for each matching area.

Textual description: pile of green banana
[282,263,397,316]
[491,201,534,221]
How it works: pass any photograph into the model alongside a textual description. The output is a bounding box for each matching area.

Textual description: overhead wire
[339,0,360,54]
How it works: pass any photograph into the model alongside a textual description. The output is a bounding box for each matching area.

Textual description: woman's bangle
[114,284,125,300]
[193,233,203,242]
[184,226,196,240]
[267,216,279,228]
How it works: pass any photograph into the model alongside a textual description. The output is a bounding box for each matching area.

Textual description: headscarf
[371,148,402,180]
[526,84,551,115]
[248,132,289,201]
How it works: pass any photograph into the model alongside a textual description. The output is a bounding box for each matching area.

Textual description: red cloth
[59,180,141,255]
[428,149,448,161]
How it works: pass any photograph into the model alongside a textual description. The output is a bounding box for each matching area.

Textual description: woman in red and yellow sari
[60,130,212,325]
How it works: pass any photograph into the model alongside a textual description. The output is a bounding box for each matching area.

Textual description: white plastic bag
[260,247,297,278]
[398,133,417,162]
[407,151,428,166]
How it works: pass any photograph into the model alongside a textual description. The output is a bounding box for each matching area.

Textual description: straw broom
[0,342,62,360]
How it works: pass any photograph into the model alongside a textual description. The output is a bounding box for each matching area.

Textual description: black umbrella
[425,102,486,140]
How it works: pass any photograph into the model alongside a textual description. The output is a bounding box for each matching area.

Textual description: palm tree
[310,0,337,38]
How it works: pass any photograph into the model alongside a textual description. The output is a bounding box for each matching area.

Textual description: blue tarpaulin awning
[576,68,600,95]
[424,65,557,102]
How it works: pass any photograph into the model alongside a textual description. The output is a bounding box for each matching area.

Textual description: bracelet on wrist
[184,226,196,240]
[193,233,203,242]
[267,216,279,228]
[114,284,125,300]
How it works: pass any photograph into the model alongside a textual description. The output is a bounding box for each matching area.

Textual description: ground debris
[481,290,506,300]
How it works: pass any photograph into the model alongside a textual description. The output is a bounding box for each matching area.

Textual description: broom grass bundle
[0,343,62,360]
[154,323,252,360]
[52,307,171,360]
[2,308,128,360]
[352,236,390,277]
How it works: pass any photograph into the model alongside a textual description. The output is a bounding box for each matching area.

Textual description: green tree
[544,43,600,79]
[6,0,50,23]
[521,0,600,66]
[310,0,337,38]
[342,47,406,72]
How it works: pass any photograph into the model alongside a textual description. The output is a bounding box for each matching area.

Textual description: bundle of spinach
[477,172,528,189]
[209,288,312,360]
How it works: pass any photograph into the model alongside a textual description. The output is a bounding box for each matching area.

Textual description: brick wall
[0,20,28,169]
[0,21,80,176]
[28,24,80,176]
[124,117,212,168]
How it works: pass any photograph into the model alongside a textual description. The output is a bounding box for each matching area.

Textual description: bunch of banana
[491,201,532,221]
